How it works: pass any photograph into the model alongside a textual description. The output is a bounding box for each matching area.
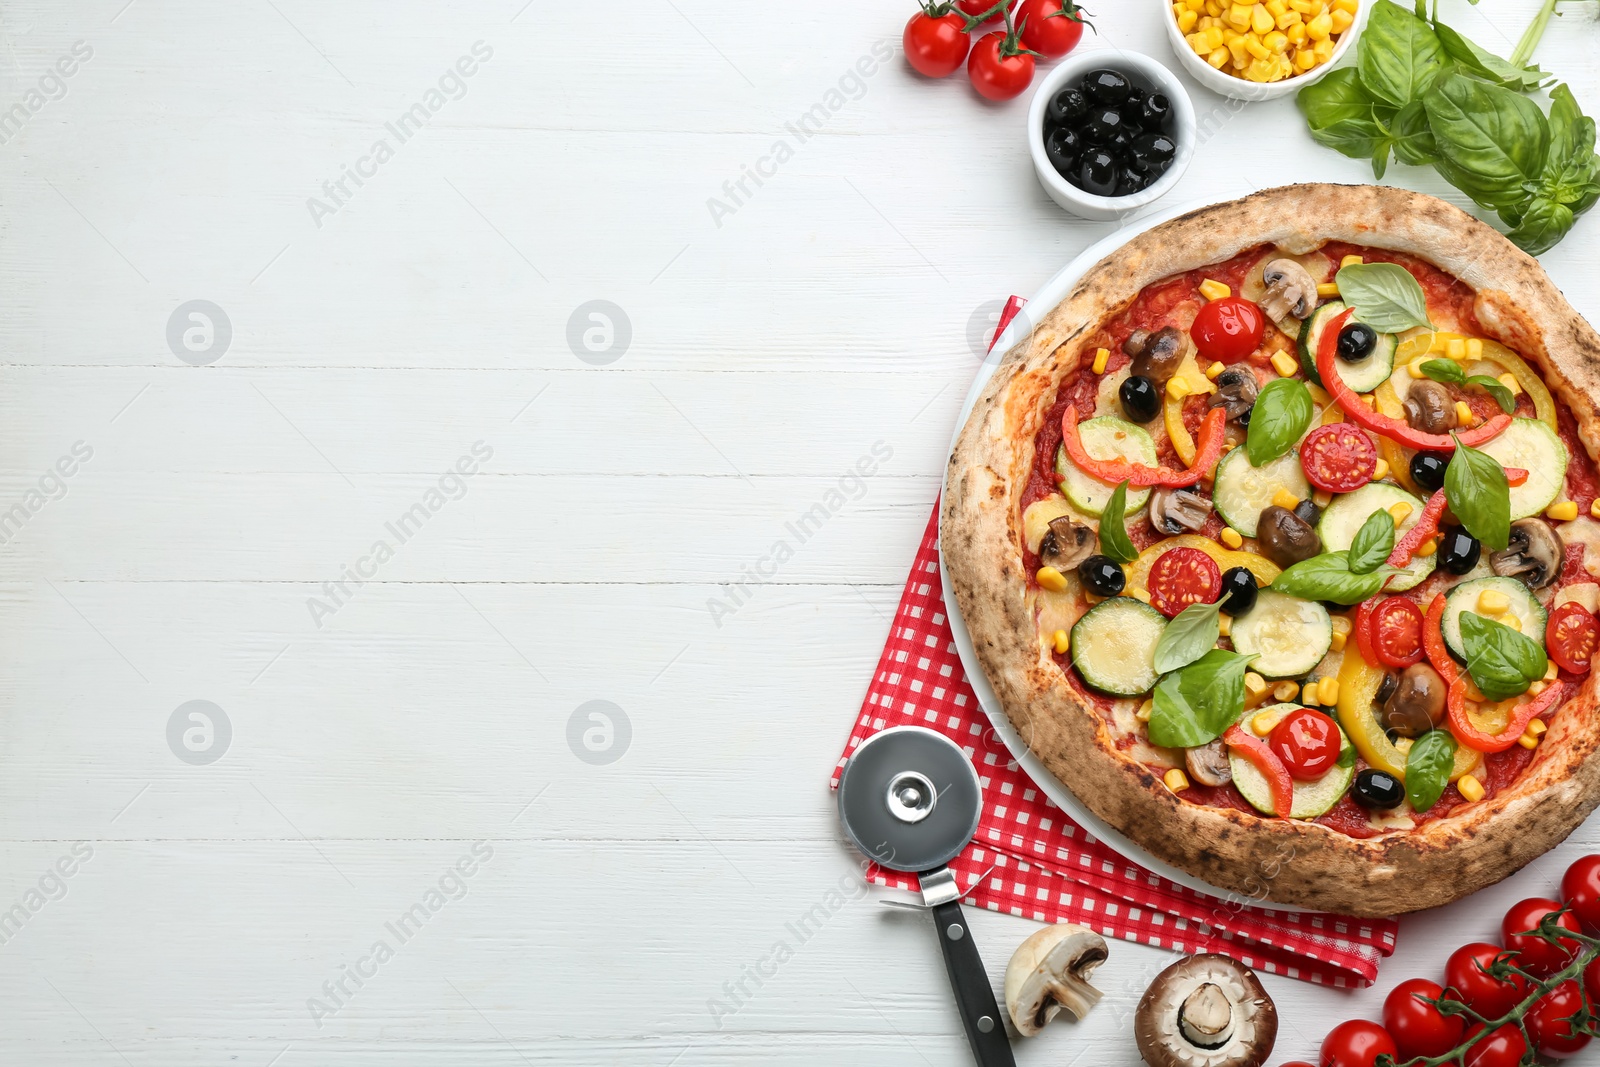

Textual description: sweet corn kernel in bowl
[1164,0,1363,101]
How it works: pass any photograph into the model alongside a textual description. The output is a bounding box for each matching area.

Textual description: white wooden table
[1,0,1598,1063]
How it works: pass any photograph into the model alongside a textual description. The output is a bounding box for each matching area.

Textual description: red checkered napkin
[828,297,1398,988]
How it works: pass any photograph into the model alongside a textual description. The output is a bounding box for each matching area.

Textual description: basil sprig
[1246,378,1313,467]
[1336,263,1434,333]
[1460,611,1548,701]
[1272,551,1394,605]
[1153,600,1224,675]
[1444,435,1511,552]
[1419,359,1516,414]
[1405,729,1458,813]
[1296,0,1599,255]
[1098,481,1139,565]
[1147,649,1254,749]
[1347,510,1395,575]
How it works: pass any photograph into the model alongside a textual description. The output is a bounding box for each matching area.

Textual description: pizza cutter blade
[838,726,1016,1067]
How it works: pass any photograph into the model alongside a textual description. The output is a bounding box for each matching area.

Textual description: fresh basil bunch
[1147,649,1254,749]
[1297,0,1599,254]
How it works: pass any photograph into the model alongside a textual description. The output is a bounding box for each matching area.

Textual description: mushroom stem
[1042,973,1104,1025]
[1179,983,1236,1049]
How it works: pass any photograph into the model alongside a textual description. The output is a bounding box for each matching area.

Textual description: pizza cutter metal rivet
[886,770,937,824]
[947,923,965,940]
[977,1016,995,1033]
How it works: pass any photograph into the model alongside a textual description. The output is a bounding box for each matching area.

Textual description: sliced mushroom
[1382,663,1448,738]
[1151,485,1214,536]
[1208,367,1259,422]
[1255,505,1322,569]
[1003,924,1109,1036]
[1491,518,1564,590]
[1259,259,1318,327]
[1186,740,1232,788]
[1403,379,1458,435]
[1040,515,1096,571]
[1135,954,1278,1067]
[1125,326,1189,386]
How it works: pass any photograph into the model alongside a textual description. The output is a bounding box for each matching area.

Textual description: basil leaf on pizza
[1098,481,1139,565]
[1419,359,1517,414]
[1152,600,1223,675]
[1419,358,1465,384]
[1405,729,1458,813]
[1346,510,1395,575]
[1246,378,1313,467]
[1147,649,1253,750]
[1445,436,1511,551]
[1271,552,1389,605]
[1335,262,1435,332]
[1460,611,1548,701]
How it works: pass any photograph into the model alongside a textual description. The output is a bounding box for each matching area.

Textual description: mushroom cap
[1040,515,1096,571]
[1185,739,1233,788]
[1491,517,1564,590]
[1134,954,1278,1067]
[1259,258,1318,325]
[1151,486,1215,537]
[1003,924,1108,1037]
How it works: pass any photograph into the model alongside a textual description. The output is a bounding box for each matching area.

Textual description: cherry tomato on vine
[1319,1020,1397,1067]
[1370,597,1424,669]
[1562,853,1600,933]
[1502,897,1583,977]
[957,0,1001,22]
[1586,953,1600,1003]
[1382,978,1465,1060]
[1527,980,1592,1059]
[1445,943,1531,1019]
[1145,546,1222,618]
[903,5,971,78]
[1547,601,1599,675]
[1462,1022,1530,1067]
[1269,708,1341,781]
[1190,297,1265,362]
[967,29,1036,100]
[1015,0,1094,57]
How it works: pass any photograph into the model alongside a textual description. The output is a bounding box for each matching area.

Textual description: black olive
[1438,524,1482,575]
[1083,107,1126,145]
[1116,166,1151,196]
[1082,68,1131,106]
[1109,128,1135,154]
[1409,451,1449,494]
[1045,127,1080,176]
[1119,374,1161,422]
[1128,132,1177,173]
[1078,554,1127,597]
[1293,498,1322,527]
[1219,567,1258,616]
[1140,92,1172,130]
[1047,86,1089,126]
[1337,322,1380,363]
[1076,148,1118,196]
[1125,85,1147,109]
[1352,768,1405,810]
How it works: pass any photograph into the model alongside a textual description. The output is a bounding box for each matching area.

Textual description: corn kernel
[1092,347,1110,374]
[1273,488,1300,510]
[1252,4,1275,32]
[1245,671,1268,696]
[1310,284,1338,305]
[1548,500,1579,522]
[1526,676,1544,693]
[1052,629,1069,654]
[1036,566,1068,592]
[1273,680,1300,702]
[1458,774,1485,803]
[1245,35,1271,59]
[1206,0,1224,14]
[1331,615,1353,635]
[1264,29,1289,50]
[1292,44,1316,67]
[1219,614,1233,638]
[1188,0,1207,10]
[1313,489,1333,507]
[1332,0,1358,12]
[1373,459,1390,481]
[1340,255,1364,268]
[1228,3,1254,26]
[1320,406,1344,426]
[1206,361,1226,380]
[1220,527,1244,549]
[1504,616,1523,633]
[1164,768,1191,793]
[1530,718,1549,735]
[1388,501,1412,524]
[1200,279,1232,301]
[1407,356,1430,378]
[1445,338,1466,361]
[1466,338,1483,359]
[1499,372,1521,395]
[1282,10,1305,31]
[1477,589,1511,614]
[1208,46,1230,67]
[1313,37,1334,60]
[1168,377,1191,400]
[1137,698,1154,722]
[1266,0,1288,13]
[1518,728,1542,750]
[1330,631,1348,651]
[1289,0,1314,13]
[1178,6,1199,30]
[1319,677,1340,705]
[1330,8,1353,32]
[1416,537,1438,557]
[1306,10,1333,38]
[1455,400,1475,426]
[1133,586,1153,603]
[1270,350,1299,377]
[1252,705,1292,735]
[1591,499,1600,519]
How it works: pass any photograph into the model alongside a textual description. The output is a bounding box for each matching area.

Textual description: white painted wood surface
[1,0,1598,1063]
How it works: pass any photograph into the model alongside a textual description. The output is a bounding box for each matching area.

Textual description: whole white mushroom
[1002,924,1109,1037]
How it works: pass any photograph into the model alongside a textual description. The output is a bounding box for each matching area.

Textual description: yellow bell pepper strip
[1225,723,1295,818]
[1447,674,1560,753]
[1126,536,1280,599]
[1061,407,1227,487]
[1372,382,1419,492]
[1433,332,1557,433]
[1317,310,1510,451]
[1166,395,1197,466]
[1338,650,1481,781]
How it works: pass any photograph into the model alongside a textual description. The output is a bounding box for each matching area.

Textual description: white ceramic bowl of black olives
[1027,51,1195,222]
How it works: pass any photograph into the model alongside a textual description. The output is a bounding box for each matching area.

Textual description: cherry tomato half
[1444,943,1531,1019]
[1562,853,1600,934]
[1382,978,1465,1060]
[1320,1019,1397,1067]
[1502,897,1583,976]
[1015,0,1091,57]
[1547,601,1599,675]
[1527,980,1592,1059]
[903,10,971,78]
[1190,296,1265,362]
[1146,546,1222,618]
[1371,597,1424,670]
[1269,708,1341,781]
[1300,423,1377,493]
[967,31,1035,101]
[1463,1022,1530,1067]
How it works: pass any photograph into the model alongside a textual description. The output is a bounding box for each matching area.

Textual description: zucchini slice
[1476,417,1569,521]
[1229,591,1333,678]
[1231,706,1356,819]
[1441,576,1548,660]
[1069,597,1165,697]
[1298,300,1397,393]
[1318,482,1437,591]
[1054,416,1156,518]
[1212,447,1312,538]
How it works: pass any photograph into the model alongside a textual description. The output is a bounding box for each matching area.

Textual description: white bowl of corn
[1163,0,1365,101]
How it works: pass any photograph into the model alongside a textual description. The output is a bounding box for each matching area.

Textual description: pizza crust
[942,184,1600,916]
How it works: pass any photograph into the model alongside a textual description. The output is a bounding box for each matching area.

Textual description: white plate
[937,200,1319,912]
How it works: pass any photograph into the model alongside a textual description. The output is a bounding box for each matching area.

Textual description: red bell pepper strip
[1354,598,1381,668]
[1447,674,1560,753]
[1059,406,1227,488]
[1316,309,1511,451]
[1387,489,1450,569]
[1423,593,1459,687]
[1506,467,1528,487]
[1225,723,1296,818]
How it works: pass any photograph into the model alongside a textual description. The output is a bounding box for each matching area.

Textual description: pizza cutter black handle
[929,898,1016,1067]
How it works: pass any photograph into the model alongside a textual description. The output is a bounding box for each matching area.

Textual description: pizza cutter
[837,726,1016,1067]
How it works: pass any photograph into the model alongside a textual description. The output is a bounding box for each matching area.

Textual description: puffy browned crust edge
[942,184,1600,916]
